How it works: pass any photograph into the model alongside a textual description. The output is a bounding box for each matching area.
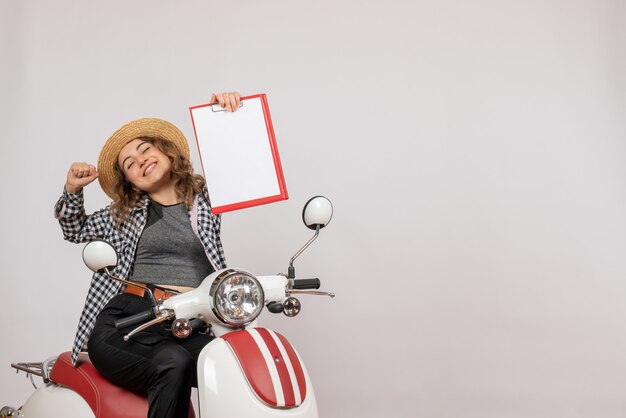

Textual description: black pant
[87,293,214,418]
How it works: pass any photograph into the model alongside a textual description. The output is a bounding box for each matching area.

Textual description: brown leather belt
[124,283,178,301]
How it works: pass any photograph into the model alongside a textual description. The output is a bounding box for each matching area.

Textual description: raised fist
[65,162,98,194]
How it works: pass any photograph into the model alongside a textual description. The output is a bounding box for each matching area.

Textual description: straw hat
[97,118,190,199]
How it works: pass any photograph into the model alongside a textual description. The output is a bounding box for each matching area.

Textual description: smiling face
[117,138,173,194]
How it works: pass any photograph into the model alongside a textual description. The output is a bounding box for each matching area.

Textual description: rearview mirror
[82,240,118,272]
[302,196,333,230]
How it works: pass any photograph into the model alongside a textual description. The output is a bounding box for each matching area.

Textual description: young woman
[54,92,241,418]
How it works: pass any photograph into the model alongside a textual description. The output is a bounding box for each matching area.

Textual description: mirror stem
[104,267,158,307]
[288,225,320,279]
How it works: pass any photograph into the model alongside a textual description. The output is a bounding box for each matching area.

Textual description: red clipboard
[189,94,288,214]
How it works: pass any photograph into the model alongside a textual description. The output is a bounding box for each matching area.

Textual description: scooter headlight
[209,269,265,326]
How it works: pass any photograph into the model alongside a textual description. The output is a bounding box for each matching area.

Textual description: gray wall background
[1,1,625,417]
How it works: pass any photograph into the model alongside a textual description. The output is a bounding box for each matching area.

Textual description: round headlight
[209,269,265,326]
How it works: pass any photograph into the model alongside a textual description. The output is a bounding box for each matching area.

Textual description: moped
[1,196,334,418]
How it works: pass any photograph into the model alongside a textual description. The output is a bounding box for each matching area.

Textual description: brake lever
[287,289,335,298]
[123,309,175,341]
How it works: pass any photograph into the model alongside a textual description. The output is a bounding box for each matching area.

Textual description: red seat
[49,352,195,418]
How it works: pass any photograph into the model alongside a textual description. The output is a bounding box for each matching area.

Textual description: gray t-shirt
[131,200,214,287]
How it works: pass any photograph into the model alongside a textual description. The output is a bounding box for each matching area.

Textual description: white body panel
[197,338,318,418]
[163,270,217,319]
[20,384,94,418]
[163,272,289,322]
[162,271,287,337]
[257,275,289,302]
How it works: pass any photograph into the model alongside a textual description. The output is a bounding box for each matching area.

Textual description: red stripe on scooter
[256,328,296,406]
[276,332,307,401]
[222,331,277,405]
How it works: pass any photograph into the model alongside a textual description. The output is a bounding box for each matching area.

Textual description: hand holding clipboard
[190,94,288,214]
[208,92,242,112]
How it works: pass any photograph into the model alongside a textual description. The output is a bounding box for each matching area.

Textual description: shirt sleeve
[202,183,222,233]
[54,188,114,243]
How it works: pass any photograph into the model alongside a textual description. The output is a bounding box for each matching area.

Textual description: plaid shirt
[54,186,226,365]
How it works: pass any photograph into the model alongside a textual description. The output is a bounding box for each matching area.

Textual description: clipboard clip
[211,102,244,112]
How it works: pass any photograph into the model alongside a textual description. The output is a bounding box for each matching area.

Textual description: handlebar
[292,278,320,290]
[114,310,155,330]
[115,277,329,330]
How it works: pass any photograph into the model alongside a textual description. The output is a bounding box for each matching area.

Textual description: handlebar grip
[114,310,155,330]
[292,278,321,290]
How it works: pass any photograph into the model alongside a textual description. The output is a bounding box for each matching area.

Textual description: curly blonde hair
[110,136,204,227]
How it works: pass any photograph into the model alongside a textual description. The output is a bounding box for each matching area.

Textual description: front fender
[197,329,318,418]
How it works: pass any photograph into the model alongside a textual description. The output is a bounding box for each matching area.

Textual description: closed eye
[142,146,151,153]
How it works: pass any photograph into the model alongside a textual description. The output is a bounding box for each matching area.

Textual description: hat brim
[98,118,190,199]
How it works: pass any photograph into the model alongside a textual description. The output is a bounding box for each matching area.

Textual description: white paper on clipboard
[189,94,288,214]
